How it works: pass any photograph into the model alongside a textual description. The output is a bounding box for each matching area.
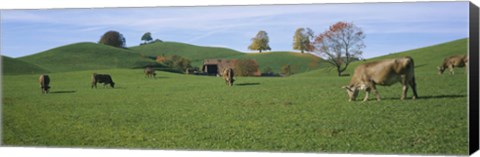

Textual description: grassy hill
[130,42,325,74]
[2,56,50,75]
[19,42,156,72]
[296,38,468,77]
[10,41,324,75]
[130,41,244,66]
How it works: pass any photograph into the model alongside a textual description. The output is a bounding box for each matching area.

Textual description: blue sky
[0,2,469,58]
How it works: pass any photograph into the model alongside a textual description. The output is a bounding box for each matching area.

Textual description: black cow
[91,73,115,88]
[39,74,50,94]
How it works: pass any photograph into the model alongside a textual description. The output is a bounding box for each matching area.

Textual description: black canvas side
[469,1,479,155]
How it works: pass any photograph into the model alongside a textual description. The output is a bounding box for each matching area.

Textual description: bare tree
[313,22,365,76]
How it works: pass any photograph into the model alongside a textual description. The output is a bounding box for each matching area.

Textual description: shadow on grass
[376,94,466,100]
[417,94,467,100]
[150,76,168,79]
[236,83,261,86]
[50,91,76,94]
[415,64,427,68]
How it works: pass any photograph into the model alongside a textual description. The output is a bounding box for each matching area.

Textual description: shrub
[161,55,192,73]
[280,64,294,76]
[234,59,259,76]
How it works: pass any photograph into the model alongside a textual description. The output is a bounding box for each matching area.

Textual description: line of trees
[248,21,365,76]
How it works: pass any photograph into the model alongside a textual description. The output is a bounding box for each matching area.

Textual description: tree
[313,21,365,76]
[293,27,314,53]
[98,30,126,48]
[248,30,271,53]
[141,32,153,44]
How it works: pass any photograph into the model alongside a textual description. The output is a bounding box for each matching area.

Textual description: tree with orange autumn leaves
[313,21,365,76]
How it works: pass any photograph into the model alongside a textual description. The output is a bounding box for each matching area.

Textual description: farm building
[202,59,261,76]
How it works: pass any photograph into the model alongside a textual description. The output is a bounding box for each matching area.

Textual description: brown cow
[39,74,50,94]
[223,68,235,86]
[342,56,418,102]
[437,55,468,75]
[144,67,156,78]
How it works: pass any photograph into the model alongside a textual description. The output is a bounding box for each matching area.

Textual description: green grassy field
[1,39,469,155]
[1,69,468,154]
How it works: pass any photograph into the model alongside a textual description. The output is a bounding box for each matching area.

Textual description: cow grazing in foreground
[437,55,468,75]
[223,68,235,86]
[342,56,418,102]
[91,73,115,88]
[39,74,50,94]
[144,67,156,78]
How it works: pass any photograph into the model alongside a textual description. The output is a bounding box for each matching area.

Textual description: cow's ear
[342,86,351,91]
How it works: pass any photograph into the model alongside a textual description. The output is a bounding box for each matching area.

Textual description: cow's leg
[363,88,370,102]
[449,65,455,75]
[363,91,369,102]
[409,77,418,100]
[400,77,409,100]
[371,85,381,101]
[401,84,409,100]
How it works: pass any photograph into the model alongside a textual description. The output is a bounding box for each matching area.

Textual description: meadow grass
[2,68,468,155]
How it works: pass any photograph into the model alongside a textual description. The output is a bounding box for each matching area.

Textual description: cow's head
[110,82,115,88]
[342,85,359,102]
[437,66,445,75]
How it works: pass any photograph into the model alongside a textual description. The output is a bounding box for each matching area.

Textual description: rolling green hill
[2,56,49,75]
[296,38,468,77]
[14,38,464,76]
[130,41,244,66]
[11,41,324,75]
[19,42,156,72]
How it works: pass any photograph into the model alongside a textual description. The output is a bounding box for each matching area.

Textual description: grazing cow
[144,67,156,78]
[223,68,235,86]
[437,55,468,75]
[39,74,50,94]
[91,73,115,88]
[342,56,418,102]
